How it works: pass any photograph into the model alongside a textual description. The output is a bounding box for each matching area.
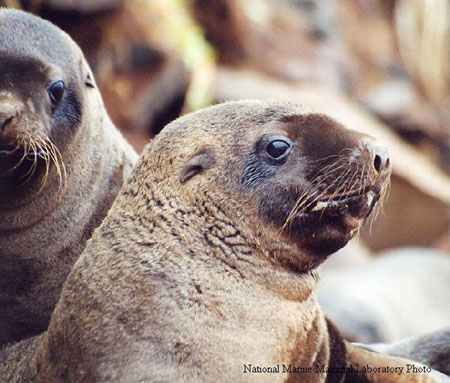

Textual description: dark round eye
[48,80,65,107]
[266,139,291,160]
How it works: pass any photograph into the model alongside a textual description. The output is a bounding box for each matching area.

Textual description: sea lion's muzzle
[0,98,21,139]
[0,100,22,175]
[371,145,390,174]
[306,140,390,221]
[359,138,391,176]
[254,118,392,259]
[0,96,49,185]
[0,102,15,134]
[291,137,391,256]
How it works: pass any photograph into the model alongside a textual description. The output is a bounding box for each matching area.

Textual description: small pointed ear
[80,59,96,88]
[180,149,215,184]
[85,72,95,88]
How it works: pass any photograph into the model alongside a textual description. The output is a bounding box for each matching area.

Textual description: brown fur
[0,9,138,345]
[1,101,447,382]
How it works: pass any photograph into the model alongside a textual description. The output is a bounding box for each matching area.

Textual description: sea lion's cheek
[254,183,304,229]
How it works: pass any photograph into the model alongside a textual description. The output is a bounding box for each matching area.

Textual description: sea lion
[2,101,447,382]
[0,9,138,346]
[318,248,450,343]
[361,327,450,376]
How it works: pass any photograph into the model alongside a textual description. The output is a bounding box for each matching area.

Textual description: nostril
[1,116,13,132]
[374,154,382,173]
[0,102,17,133]
[371,145,390,174]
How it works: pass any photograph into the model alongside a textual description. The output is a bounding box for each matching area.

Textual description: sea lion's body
[0,9,138,345]
[318,249,450,343]
[363,327,450,376]
[2,101,447,382]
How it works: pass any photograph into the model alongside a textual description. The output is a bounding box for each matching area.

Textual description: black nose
[372,145,390,173]
[0,103,16,133]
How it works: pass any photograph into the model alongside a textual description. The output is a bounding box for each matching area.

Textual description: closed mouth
[294,185,382,233]
[0,146,18,156]
[0,146,45,180]
[309,190,377,217]
[0,146,44,160]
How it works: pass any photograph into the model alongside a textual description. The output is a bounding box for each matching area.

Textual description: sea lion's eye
[266,139,291,161]
[48,80,65,106]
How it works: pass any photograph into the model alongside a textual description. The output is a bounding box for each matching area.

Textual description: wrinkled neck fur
[120,183,318,302]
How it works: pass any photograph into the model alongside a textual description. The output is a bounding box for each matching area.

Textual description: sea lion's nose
[370,144,390,174]
[0,102,16,134]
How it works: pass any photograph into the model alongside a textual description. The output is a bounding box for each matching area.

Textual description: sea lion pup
[2,101,447,382]
[0,9,138,345]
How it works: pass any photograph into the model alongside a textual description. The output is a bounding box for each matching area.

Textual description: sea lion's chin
[289,190,378,256]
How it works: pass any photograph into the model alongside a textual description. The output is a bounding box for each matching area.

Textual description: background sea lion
[2,101,447,383]
[0,9,138,345]
[361,327,450,376]
[318,248,450,343]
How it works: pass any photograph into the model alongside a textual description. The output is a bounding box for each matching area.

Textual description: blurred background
[2,0,449,344]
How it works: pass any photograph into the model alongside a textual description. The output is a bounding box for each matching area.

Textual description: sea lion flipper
[345,342,450,383]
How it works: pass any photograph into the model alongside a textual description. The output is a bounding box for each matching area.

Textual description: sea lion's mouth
[0,146,45,181]
[297,186,381,233]
[0,146,18,157]
[306,188,378,222]
[280,180,388,256]
[0,147,44,158]
[0,137,66,205]
[0,146,23,174]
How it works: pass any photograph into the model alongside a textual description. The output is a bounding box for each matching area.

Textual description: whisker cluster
[279,148,390,234]
[7,130,67,196]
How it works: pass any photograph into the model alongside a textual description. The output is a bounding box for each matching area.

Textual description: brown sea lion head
[135,100,391,272]
[0,9,97,207]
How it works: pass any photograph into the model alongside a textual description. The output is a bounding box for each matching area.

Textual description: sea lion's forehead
[185,102,315,132]
[231,110,342,145]
[0,57,62,102]
[157,102,330,153]
[0,56,50,80]
[278,113,344,139]
[0,9,78,67]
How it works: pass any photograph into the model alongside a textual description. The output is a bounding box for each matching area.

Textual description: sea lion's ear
[180,149,215,183]
[79,59,95,88]
[85,72,95,88]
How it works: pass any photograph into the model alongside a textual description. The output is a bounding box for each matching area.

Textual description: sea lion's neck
[121,184,318,303]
